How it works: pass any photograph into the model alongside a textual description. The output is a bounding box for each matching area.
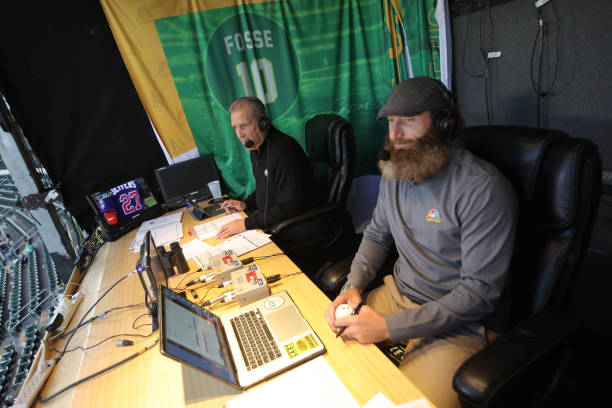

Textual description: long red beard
[378,128,451,183]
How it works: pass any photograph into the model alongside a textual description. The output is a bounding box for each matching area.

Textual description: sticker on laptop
[264,296,285,310]
[284,334,319,358]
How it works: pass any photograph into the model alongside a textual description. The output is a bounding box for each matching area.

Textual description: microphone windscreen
[377,149,391,161]
[244,140,255,148]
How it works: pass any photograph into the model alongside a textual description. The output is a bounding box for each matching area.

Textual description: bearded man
[325,77,518,408]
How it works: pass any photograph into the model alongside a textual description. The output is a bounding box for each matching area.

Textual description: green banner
[155,0,438,199]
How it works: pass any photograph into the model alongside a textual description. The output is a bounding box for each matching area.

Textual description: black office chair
[451,126,602,407]
[266,114,358,277]
[317,125,602,404]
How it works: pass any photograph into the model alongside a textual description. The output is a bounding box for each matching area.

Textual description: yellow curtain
[99,0,269,159]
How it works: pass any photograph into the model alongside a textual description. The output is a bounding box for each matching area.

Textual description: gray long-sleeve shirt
[346,147,518,342]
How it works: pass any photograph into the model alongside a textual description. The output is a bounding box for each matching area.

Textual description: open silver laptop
[158,285,326,389]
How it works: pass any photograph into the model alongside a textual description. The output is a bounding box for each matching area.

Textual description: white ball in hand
[335,304,354,320]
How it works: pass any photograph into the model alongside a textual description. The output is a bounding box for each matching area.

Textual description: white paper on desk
[180,240,221,270]
[224,356,359,408]
[130,212,184,252]
[216,230,272,256]
[140,211,182,229]
[362,393,397,408]
[192,213,244,240]
[397,398,431,408]
[362,393,431,408]
[180,239,213,261]
[239,230,272,248]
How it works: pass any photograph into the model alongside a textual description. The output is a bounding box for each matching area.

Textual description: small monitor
[86,177,165,242]
[155,154,223,208]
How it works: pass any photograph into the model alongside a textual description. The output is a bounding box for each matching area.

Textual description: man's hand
[216,219,246,239]
[325,289,362,333]
[220,199,246,214]
[335,305,390,344]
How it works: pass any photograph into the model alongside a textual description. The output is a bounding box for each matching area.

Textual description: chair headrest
[530,137,599,229]
[455,126,580,228]
[305,114,350,166]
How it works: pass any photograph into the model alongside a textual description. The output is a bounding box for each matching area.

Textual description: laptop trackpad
[265,306,309,343]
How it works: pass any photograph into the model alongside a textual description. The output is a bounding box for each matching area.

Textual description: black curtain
[0,2,167,231]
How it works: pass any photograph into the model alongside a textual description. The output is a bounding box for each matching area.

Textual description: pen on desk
[335,301,364,338]
[220,202,235,213]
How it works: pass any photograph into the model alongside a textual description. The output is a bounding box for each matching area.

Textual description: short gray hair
[229,97,267,120]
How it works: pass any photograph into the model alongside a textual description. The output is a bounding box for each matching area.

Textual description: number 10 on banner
[236,58,278,104]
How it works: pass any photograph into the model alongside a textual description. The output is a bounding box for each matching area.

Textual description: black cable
[547,2,561,94]
[530,3,561,128]
[107,302,146,313]
[537,24,544,127]
[197,285,214,307]
[263,136,271,230]
[278,271,302,280]
[132,312,152,330]
[53,315,99,339]
[531,4,561,96]
[170,270,202,291]
[251,253,283,260]
[57,302,145,339]
[57,271,133,358]
[530,7,545,126]
[529,21,542,94]
[241,253,284,264]
[39,338,159,403]
[47,318,155,354]
[67,331,156,353]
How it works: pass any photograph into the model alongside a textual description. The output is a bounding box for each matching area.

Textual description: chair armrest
[266,203,340,236]
[316,255,353,298]
[453,308,571,407]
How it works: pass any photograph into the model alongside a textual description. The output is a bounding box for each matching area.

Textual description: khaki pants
[367,276,490,408]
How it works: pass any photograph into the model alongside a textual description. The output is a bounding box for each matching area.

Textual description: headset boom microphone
[378,149,391,161]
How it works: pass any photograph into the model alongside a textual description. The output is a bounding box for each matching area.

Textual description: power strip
[46,291,84,334]
[13,343,56,407]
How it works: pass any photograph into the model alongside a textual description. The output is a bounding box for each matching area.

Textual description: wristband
[340,282,362,294]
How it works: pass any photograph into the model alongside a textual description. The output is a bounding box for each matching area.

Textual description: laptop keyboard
[230,309,282,371]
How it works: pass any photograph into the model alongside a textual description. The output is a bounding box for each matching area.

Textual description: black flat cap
[377,77,451,120]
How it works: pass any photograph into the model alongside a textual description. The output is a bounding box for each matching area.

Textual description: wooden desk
[35,210,431,407]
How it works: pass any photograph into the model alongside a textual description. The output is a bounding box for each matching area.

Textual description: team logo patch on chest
[425,209,441,223]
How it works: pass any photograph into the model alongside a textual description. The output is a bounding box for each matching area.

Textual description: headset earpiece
[434,110,452,134]
[258,117,271,132]
[423,77,453,137]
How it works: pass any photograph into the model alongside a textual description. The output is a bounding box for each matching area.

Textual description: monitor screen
[86,176,165,242]
[90,177,158,227]
[155,154,221,208]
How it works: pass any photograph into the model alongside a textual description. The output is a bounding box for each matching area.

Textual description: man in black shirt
[216,97,318,246]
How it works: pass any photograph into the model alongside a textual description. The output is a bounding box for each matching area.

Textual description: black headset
[250,98,271,132]
[258,116,271,132]
[424,77,454,136]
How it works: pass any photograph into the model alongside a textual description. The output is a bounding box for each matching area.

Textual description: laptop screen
[159,286,238,386]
